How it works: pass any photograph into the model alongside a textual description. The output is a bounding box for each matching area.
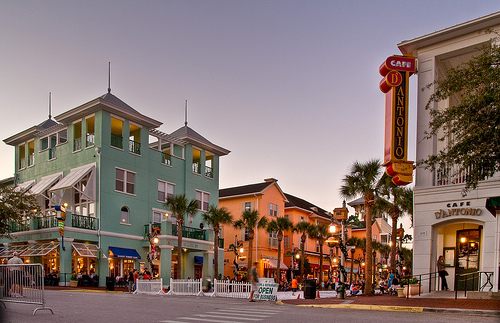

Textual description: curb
[298,304,424,313]
[422,308,500,317]
[59,289,125,294]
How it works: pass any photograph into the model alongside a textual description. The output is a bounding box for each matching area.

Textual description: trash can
[106,276,115,291]
[337,283,345,299]
[303,279,316,299]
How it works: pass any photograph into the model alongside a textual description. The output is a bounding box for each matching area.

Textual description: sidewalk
[280,290,500,316]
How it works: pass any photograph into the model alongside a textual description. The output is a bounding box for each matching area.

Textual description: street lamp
[332,202,349,299]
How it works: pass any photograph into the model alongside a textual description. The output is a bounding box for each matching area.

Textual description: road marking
[205,311,272,318]
[224,307,281,314]
[194,314,262,321]
[299,304,424,312]
[177,317,243,323]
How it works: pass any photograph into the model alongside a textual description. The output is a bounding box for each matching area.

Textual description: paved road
[1,290,498,323]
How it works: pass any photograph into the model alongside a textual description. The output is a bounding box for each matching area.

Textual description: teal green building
[2,91,230,287]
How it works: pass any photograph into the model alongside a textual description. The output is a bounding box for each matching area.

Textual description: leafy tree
[422,41,500,194]
[202,205,233,280]
[308,223,330,289]
[345,214,362,228]
[376,173,413,272]
[266,216,293,283]
[293,221,312,279]
[165,194,198,279]
[233,209,268,274]
[0,186,38,236]
[340,159,382,295]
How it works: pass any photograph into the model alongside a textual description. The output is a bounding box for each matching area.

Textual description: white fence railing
[134,279,166,295]
[0,263,53,315]
[167,278,203,296]
[211,279,251,298]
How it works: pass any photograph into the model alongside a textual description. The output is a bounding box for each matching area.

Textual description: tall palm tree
[340,159,381,295]
[233,209,268,273]
[310,223,330,289]
[165,194,198,279]
[202,205,233,280]
[377,173,413,272]
[266,217,293,283]
[293,221,312,279]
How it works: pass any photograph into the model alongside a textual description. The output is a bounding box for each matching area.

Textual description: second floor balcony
[9,214,97,233]
[129,140,141,155]
[111,134,123,149]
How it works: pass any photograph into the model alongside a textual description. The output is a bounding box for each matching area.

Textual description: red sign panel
[379,56,416,76]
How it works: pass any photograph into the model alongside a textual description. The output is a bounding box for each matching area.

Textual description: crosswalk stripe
[217,310,280,317]
[206,311,273,318]
[178,317,243,323]
[224,307,281,314]
[194,314,262,321]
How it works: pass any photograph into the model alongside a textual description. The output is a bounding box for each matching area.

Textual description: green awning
[486,197,500,217]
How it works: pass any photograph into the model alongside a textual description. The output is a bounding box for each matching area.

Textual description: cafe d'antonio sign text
[379,55,416,186]
[434,201,483,219]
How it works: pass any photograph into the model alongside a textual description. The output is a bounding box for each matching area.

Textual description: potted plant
[70,272,78,287]
[401,277,422,296]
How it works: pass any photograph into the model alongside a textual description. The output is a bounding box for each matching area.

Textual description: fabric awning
[263,258,288,270]
[194,256,203,264]
[50,163,95,201]
[30,172,63,195]
[22,242,59,257]
[109,247,141,259]
[486,196,500,217]
[72,242,98,257]
[14,179,36,192]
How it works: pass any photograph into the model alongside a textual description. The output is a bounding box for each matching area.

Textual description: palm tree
[377,173,413,272]
[202,205,233,280]
[233,209,268,273]
[340,159,381,295]
[266,217,293,283]
[165,194,198,279]
[293,221,312,279]
[310,223,330,289]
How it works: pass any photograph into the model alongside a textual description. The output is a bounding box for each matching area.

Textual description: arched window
[121,206,129,224]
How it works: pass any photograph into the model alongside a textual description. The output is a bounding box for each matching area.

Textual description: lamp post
[372,250,377,288]
[331,202,349,299]
[229,235,244,279]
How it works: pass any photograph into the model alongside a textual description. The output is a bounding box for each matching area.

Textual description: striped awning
[263,258,288,270]
[30,172,63,195]
[21,242,59,257]
[72,242,98,257]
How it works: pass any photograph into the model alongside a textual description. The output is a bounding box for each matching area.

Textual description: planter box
[403,284,423,297]
[397,287,405,297]
[70,280,78,287]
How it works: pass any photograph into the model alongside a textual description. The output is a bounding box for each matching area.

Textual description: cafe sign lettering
[253,282,279,301]
[379,55,416,186]
[435,201,482,219]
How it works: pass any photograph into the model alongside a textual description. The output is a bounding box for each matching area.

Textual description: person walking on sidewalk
[437,255,449,291]
[248,262,259,302]
[8,252,24,297]
[291,277,298,296]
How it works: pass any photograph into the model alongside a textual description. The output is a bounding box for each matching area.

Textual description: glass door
[455,229,481,290]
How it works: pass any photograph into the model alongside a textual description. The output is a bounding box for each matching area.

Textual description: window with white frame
[73,173,94,217]
[121,206,129,224]
[196,190,209,211]
[153,209,169,223]
[268,231,278,248]
[380,234,390,244]
[268,203,278,217]
[243,202,253,211]
[157,180,174,202]
[115,168,135,195]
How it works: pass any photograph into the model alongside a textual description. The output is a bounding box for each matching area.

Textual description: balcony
[72,214,97,230]
[172,225,207,241]
[129,140,141,155]
[19,158,26,169]
[33,216,58,230]
[144,223,162,236]
[28,154,34,167]
[434,164,492,186]
[205,166,213,179]
[74,138,82,151]
[8,220,30,233]
[86,133,95,147]
[192,162,201,175]
[162,152,171,166]
[111,134,123,149]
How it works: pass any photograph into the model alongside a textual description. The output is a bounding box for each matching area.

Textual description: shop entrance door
[455,229,481,291]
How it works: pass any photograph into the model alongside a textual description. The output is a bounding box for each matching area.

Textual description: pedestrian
[127,269,134,294]
[291,277,298,296]
[248,262,258,302]
[437,255,449,291]
[133,269,140,292]
[8,252,24,297]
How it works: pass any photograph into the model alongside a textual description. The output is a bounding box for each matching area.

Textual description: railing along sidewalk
[211,279,251,299]
[454,271,494,299]
[167,278,203,296]
[134,278,166,295]
[0,263,53,315]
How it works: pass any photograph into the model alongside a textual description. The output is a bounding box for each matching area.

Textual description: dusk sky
[1,1,499,235]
